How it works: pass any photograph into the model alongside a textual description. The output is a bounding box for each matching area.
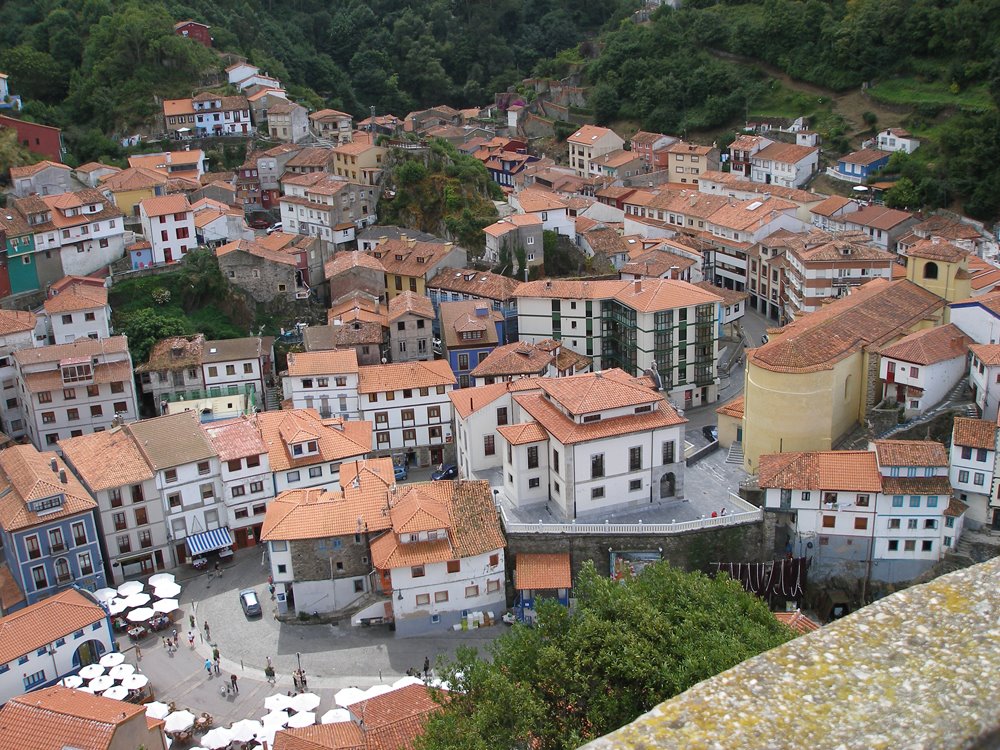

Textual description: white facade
[0,324,39,439]
[880,355,966,416]
[139,201,196,265]
[360,384,454,456]
[201,343,270,399]
[950,300,1000,346]
[26,198,126,278]
[876,129,920,154]
[283,372,360,418]
[949,442,994,529]
[158,456,225,559]
[969,352,1000,423]
[226,63,259,85]
[566,127,625,178]
[89,477,165,585]
[390,547,505,635]
[45,304,111,345]
[219,452,274,537]
[750,148,819,189]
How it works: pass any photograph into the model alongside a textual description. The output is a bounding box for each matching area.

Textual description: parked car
[239,588,261,617]
[431,464,458,481]
[394,464,408,481]
[248,217,270,230]
[265,222,283,235]
[702,425,718,442]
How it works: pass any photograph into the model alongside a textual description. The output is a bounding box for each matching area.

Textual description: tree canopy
[417,562,793,750]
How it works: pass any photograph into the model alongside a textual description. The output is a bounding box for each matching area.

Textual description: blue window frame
[909,496,921,508]
[91,622,101,631]
[890,467,900,477]
[55,638,65,647]
[17,655,28,666]
[927,496,938,508]
[906,467,917,477]
[0,664,8,674]
[36,648,46,657]
[892,496,904,507]
[73,629,84,639]
[23,670,46,689]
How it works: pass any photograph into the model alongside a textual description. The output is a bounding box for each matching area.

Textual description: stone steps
[726,442,744,465]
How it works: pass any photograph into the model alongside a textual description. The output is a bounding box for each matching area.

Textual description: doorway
[72,639,105,668]
[660,472,676,499]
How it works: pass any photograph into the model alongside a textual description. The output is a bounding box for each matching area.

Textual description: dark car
[239,588,262,617]
[248,217,270,230]
[431,464,458,481]
[702,425,718,442]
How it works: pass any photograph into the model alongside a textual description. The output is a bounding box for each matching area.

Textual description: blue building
[514,553,572,624]
[835,149,892,183]
[0,446,106,609]
[425,269,519,342]
[439,300,505,389]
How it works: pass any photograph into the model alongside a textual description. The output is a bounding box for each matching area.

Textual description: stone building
[216,239,298,302]
[323,251,385,305]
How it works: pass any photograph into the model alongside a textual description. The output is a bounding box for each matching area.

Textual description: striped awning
[185,527,233,556]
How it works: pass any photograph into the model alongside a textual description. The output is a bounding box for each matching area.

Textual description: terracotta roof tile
[366,239,457,279]
[426,269,518,302]
[873,439,948,467]
[357,361,455,394]
[877,323,971,365]
[810,195,854,217]
[845,205,915,231]
[439,300,502,349]
[135,334,204,373]
[203,417,268,462]
[274,722,365,749]
[496,422,548,446]
[758,451,882,492]
[387,291,435,322]
[60,428,154,492]
[748,280,943,374]
[0,309,36,337]
[287,350,360,376]
[448,378,541,419]
[516,189,568,213]
[0,590,106,665]
[879,476,952,495]
[914,215,981,241]
[515,552,571,590]
[257,410,370,471]
[774,610,821,634]
[305,321,384,350]
[139,194,190,217]
[469,342,549,378]
[952,417,997,450]
[944,496,969,517]
[324,251,384,279]
[715,395,744,419]
[535,369,665,414]
[217,239,298,267]
[0,563,24,612]
[0,446,98,532]
[126,410,217,470]
[754,142,817,164]
[906,238,966,263]
[970,343,1000,366]
[99,167,167,192]
[513,277,720,312]
[43,283,107,314]
[9,160,71,179]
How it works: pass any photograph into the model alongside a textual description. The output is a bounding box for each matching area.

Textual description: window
[496,407,508,426]
[434,591,449,603]
[110,381,125,394]
[888,518,900,529]
[402,429,416,442]
[165,469,178,483]
[854,517,868,530]
[376,432,390,445]
[428,406,440,420]
[87,385,99,398]
[552,449,560,472]
[134,507,148,525]
[662,441,675,464]
[411,565,425,578]
[72,522,86,546]
[529,477,540,488]
[977,448,988,462]
[198,461,210,475]
[246,455,261,468]
[401,409,414,422]
[922,540,933,552]
[924,519,938,529]
[903,539,916,552]
[892,495,904,507]
[415,593,430,606]
[484,435,495,455]
[63,388,76,400]
[112,511,127,531]
[629,446,642,472]
[286,471,300,482]
[38,391,52,403]
[113,401,128,414]
[974,472,985,486]
[909,496,920,508]
[168,493,181,509]
[591,486,605,499]
[447,560,461,573]
[856,494,870,507]
[526,445,539,469]
[23,670,46,690]
[946,516,955,528]
[117,535,131,554]
[822,515,836,528]
[458,353,469,371]
[888,540,899,551]
[591,454,604,479]
[42,411,56,425]
[250,480,264,494]
[907,519,918,530]
[927,496,938,508]
[465,585,479,598]
[959,470,970,483]
[309,466,322,478]
[200,483,214,500]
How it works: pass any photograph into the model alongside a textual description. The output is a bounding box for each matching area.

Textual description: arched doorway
[660,472,676,499]
[72,639,106,669]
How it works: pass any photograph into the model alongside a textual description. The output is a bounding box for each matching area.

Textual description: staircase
[264,386,282,411]
[835,423,871,450]
[726,442,744,465]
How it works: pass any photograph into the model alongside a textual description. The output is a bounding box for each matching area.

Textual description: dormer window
[582,414,602,423]
[61,363,93,383]
[290,440,319,457]
[29,495,64,514]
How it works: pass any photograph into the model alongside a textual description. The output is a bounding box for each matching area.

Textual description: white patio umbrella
[286,711,316,728]
[164,710,196,733]
[361,684,393,700]
[108,664,135,680]
[108,599,129,616]
[333,687,367,707]
[264,693,295,712]
[77,684,98,694]
[200,727,234,749]
[229,719,263,743]
[320,708,350,724]
[89,675,114,692]
[261,710,289,728]
[153,598,179,614]
[254,725,279,747]
[148,573,175,588]
[289,692,321,713]
[145,701,171,720]
[94,587,119,603]
[122,673,149,690]
[99,652,125,668]
[78,664,104,680]
[127,607,155,622]
[117,580,144,597]
[391,675,425,689]
[103,685,129,701]
[58,675,84,689]
[154,582,182,599]
[123,592,151,608]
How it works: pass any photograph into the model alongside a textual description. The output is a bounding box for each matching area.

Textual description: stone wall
[581,556,1000,750]
[506,520,769,579]
[218,251,296,303]
[290,534,370,582]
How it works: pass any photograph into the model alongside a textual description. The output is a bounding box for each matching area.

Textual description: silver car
[239,588,261,617]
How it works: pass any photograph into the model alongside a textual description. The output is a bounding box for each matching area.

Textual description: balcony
[56,573,73,584]
[50,543,66,553]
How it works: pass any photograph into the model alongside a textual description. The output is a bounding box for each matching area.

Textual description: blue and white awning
[185,527,233,556]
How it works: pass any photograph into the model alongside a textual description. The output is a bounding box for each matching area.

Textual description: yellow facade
[110,187,158,218]
[385,274,425,300]
[905,255,970,312]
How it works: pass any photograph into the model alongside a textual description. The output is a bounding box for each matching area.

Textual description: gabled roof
[906,238,966,263]
[287,350,360,376]
[448,378,541,419]
[0,590,106,665]
[515,552,571,590]
[139,193,190,217]
[536,369,660,414]
[845,205,915,231]
[257,410,370,471]
[357,360,455,394]
[877,323,970,365]
[748,279,943,374]
[203,417,268,462]
[758,450,882,491]
[324,251,384,279]
[309,108,353,122]
[514,391,684,445]
[496,422,548,446]
[135,334,204,373]
[839,148,892,166]
[439,300,502,349]
[217,239,298,266]
[753,142,817,164]
[810,195,855,217]
[387,291,435,322]
[716,395,744,419]
[516,189,568,213]
[43,281,108,314]
[13,335,127,367]
[567,125,620,145]
[60,428,154,492]
[951,417,997,451]
[0,446,98,532]
[127,410,218,470]
[426,268,519,301]
[98,166,167,191]
[873,439,948,468]
[9,160,71,179]
[273,722,364,749]
[0,309,36,337]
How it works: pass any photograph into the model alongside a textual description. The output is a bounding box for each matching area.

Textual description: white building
[948,417,996,529]
[0,309,41,440]
[283,349,361,418]
[200,336,274,403]
[876,128,920,154]
[13,336,138,451]
[950,290,1000,347]
[510,189,574,239]
[357,360,456,467]
[60,428,167,584]
[760,440,966,583]
[514,277,723,409]
[0,589,115,705]
[225,61,260,86]
[203,418,275,548]
[256,409,371,494]
[750,142,819,189]
[139,194,196,265]
[41,277,111,344]
[969,343,1000,423]
[876,323,971,417]
[566,125,625,178]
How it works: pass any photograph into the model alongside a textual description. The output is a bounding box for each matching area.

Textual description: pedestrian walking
[266,655,272,669]
[203,621,211,639]
[162,637,169,649]
[230,674,239,694]
[213,658,220,676]
[423,656,430,679]
[212,647,220,662]
[214,561,220,576]
[204,659,212,677]
[189,614,195,628]
[171,628,177,643]
[188,630,195,648]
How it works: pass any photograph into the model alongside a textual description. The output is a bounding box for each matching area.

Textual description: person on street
[204,621,211,639]
[230,674,239,694]
[135,645,142,661]
[188,630,195,648]
[213,657,220,676]
[204,659,212,677]
[423,656,430,679]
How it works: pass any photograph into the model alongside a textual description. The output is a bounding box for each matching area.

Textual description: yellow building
[904,238,972,305]
[741,278,945,472]
[332,134,386,185]
[366,237,465,300]
[99,167,168,219]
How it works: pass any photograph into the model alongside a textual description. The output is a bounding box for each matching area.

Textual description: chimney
[59,469,67,484]
[634,279,642,294]
[50,458,58,473]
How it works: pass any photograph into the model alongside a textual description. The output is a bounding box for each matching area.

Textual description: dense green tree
[114,308,191,364]
[417,562,793,750]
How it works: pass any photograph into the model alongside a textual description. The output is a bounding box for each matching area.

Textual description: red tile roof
[715,395,744,419]
[387,291,435,322]
[274,722,365,749]
[287,350,360,376]
[877,323,971,365]
[357,360,455,393]
[970,343,1000,366]
[496,421,548,445]
[873,439,948,467]
[838,148,892,166]
[535,369,664,414]
[0,590,106,665]
[60,428,155,492]
[257,410,370,471]
[774,610,821,634]
[951,417,997,450]
[515,552,571,590]
[203,416,268,462]
[139,193,190,217]
[0,309,36,337]
[906,238,966,263]
[0,446,98,532]
[758,451,882,492]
